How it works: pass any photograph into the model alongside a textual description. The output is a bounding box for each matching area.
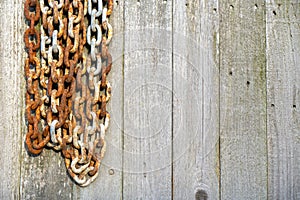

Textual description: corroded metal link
[24,0,41,22]
[63,0,114,186]
[103,0,113,17]
[24,0,114,186]
[24,0,50,154]
[41,0,79,153]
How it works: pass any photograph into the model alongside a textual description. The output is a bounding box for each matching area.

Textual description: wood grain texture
[172,0,220,199]
[219,0,268,199]
[0,0,24,199]
[123,0,173,199]
[1,0,300,199]
[266,1,300,199]
[73,1,124,199]
[20,150,73,200]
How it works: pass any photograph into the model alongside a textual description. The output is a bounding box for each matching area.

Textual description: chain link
[24,0,114,186]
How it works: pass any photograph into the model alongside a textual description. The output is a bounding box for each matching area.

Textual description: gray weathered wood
[0,0,24,199]
[73,1,124,199]
[20,150,73,200]
[123,0,173,199]
[172,0,220,199]
[266,1,300,199]
[220,0,268,199]
[1,0,300,199]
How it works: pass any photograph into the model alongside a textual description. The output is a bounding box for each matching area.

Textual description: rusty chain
[24,0,114,186]
[24,0,50,155]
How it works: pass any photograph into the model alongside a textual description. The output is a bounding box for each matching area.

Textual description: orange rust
[24,0,114,186]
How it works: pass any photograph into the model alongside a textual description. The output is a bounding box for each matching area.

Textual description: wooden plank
[0,0,24,199]
[219,1,268,199]
[266,1,300,199]
[172,0,220,199]
[73,1,124,199]
[20,150,73,199]
[123,0,173,199]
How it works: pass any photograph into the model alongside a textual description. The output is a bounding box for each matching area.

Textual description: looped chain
[24,0,114,186]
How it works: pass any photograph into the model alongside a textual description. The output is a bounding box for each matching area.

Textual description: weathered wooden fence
[0,0,299,199]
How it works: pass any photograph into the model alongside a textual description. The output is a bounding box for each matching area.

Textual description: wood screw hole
[108,169,115,175]
[293,105,296,108]
[271,104,275,107]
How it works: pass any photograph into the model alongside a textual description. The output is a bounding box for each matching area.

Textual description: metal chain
[24,0,114,186]
[65,0,114,186]
[24,0,51,155]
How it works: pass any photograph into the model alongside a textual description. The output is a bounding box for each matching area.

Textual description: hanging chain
[24,0,114,186]
[24,0,50,155]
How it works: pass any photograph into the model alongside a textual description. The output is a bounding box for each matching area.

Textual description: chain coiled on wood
[24,0,114,186]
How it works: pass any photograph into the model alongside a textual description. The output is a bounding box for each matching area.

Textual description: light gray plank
[266,1,300,199]
[123,0,173,199]
[20,151,73,200]
[172,0,220,199]
[0,0,24,199]
[220,1,267,199]
[73,1,124,199]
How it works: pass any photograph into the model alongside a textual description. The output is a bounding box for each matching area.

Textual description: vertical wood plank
[123,0,173,199]
[220,0,268,199]
[0,0,24,199]
[266,1,300,199]
[20,151,73,199]
[172,0,220,199]
[73,1,124,199]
